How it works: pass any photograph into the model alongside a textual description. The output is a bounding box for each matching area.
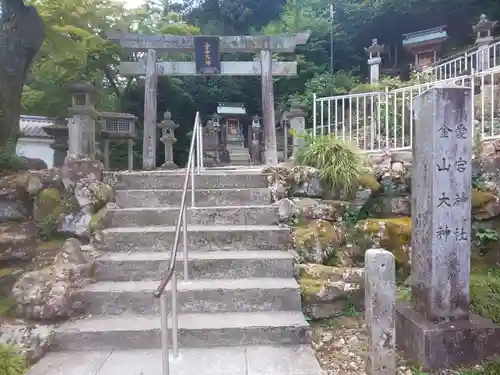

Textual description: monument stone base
[396,302,500,370]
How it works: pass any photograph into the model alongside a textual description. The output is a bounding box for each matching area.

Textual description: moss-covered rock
[354,217,411,267]
[89,207,107,232]
[293,219,346,264]
[358,170,380,191]
[298,263,364,319]
[472,191,500,220]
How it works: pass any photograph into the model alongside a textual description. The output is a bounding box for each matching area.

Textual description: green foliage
[37,213,60,241]
[0,345,26,375]
[472,223,500,256]
[470,268,500,324]
[0,297,16,318]
[0,143,24,175]
[295,134,363,194]
[459,360,500,375]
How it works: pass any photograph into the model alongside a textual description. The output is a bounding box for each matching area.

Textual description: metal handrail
[153,111,201,375]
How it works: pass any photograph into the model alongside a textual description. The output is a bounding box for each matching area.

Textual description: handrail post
[312,93,317,138]
[160,292,170,375]
[199,120,204,171]
[182,204,189,280]
[171,271,179,358]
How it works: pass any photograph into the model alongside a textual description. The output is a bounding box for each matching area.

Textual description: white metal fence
[312,66,500,152]
[424,39,500,81]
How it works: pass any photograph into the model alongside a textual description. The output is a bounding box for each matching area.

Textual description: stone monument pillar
[473,14,497,72]
[158,111,178,169]
[364,38,385,84]
[395,85,500,369]
[65,82,99,160]
[288,102,306,157]
[43,117,69,167]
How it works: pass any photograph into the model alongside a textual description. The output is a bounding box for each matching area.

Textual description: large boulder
[264,164,324,201]
[276,197,350,224]
[0,221,37,261]
[299,264,364,319]
[354,217,412,268]
[0,323,54,364]
[11,238,94,321]
[293,219,346,264]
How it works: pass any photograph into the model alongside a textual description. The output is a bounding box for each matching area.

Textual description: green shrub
[0,345,26,375]
[295,134,363,194]
[0,141,24,175]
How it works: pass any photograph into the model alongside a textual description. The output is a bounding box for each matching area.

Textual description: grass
[0,345,26,375]
[295,134,364,194]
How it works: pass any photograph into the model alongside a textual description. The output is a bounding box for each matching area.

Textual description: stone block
[396,302,500,370]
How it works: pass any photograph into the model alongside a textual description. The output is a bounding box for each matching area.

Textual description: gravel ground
[310,314,484,375]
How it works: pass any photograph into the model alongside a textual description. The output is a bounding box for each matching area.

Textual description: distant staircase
[29,168,322,375]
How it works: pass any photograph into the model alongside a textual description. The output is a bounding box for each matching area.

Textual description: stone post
[396,85,500,369]
[365,38,385,85]
[260,46,278,165]
[43,117,69,167]
[365,248,396,375]
[65,82,99,160]
[143,49,158,170]
[158,111,178,169]
[288,102,306,157]
[473,14,497,72]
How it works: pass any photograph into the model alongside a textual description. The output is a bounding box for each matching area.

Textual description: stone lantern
[64,82,99,160]
[364,38,385,84]
[100,112,137,170]
[43,117,69,167]
[250,114,262,165]
[158,111,179,169]
[473,14,497,72]
[288,101,307,157]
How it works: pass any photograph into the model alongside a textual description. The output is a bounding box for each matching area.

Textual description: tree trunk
[0,0,45,147]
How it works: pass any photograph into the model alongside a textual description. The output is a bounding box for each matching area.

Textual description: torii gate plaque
[108,32,310,169]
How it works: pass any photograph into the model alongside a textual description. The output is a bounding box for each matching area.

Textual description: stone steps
[78,278,301,315]
[53,311,310,351]
[107,171,268,190]
[101,225,290,252]
[28,345,323,375]
[115,188,270,208]
[95,250,295,281]
[105,205,278,227]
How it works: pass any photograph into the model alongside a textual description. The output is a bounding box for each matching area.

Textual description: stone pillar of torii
[107,32,310,169]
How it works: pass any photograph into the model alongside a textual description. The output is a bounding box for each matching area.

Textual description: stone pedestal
[368,57,381,84]
[395,85,500,369]
[475,36,492,72]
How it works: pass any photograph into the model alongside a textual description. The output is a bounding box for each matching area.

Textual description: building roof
[402,26,448,48]
[19,115,53,139]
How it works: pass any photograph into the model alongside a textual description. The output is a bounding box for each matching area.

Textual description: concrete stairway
[29,168,322,375]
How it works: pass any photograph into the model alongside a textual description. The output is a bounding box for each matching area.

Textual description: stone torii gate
[107,32,310,169]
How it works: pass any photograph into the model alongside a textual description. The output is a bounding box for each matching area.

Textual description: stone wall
[0,158,114,364]
[266,145,500,319]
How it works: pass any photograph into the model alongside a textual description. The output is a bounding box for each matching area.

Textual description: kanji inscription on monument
[411,85,472,323]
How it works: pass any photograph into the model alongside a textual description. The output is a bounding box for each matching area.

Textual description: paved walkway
[28,345,323,375]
